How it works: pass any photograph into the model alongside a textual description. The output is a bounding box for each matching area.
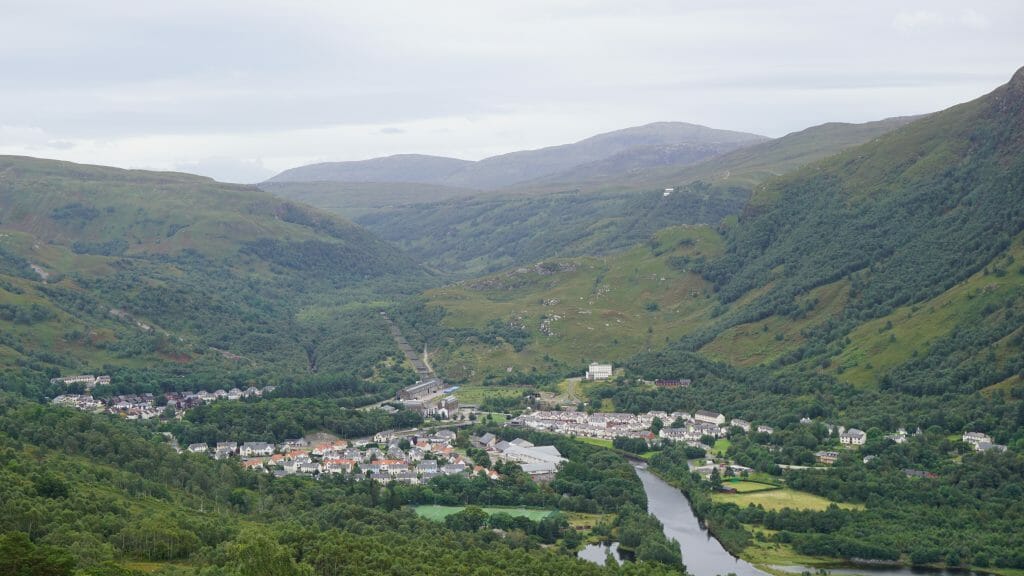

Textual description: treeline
[782,448,1024,568]
[166,399,423,445]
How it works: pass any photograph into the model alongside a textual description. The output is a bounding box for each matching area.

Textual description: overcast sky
[1,1,1021,183]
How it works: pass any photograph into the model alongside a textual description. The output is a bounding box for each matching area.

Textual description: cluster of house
[52,393,163,419]
[187,429,501,484]
[509,406,936,474]
[962,431,1008,452]
[660,412,778,444]
[471,432,566,481]
[51,385,277,419]
[509,408,767,445]
[49,374,111,390]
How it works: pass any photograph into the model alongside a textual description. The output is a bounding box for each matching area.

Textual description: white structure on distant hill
[586,362,613,381]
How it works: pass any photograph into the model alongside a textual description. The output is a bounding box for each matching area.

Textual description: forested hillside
[361,182,747,276]
[0,156,431,397]
[680,66,1024,388]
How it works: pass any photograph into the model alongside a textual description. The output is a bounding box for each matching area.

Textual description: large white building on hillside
[586,363,613,381]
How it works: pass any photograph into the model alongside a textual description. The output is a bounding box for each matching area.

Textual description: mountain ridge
[265,121,768,190]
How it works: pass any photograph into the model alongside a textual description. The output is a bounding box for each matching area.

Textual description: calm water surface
[581,464,987,576]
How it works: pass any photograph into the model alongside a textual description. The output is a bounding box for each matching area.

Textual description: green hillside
[411,225,723,383]
[0,156,430,396]
[359,183,749,277]
[408,67,1024,407]
[258,180,483,219]
[684,67,1024,382]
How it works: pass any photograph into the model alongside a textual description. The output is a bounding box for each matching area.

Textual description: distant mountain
[353,116,913,277]
[0,156,428,386]
[266,154,472,185]
[265,122,767,191]
[518,116,920,194]
[441,122,767,190]
[518,142,735,189]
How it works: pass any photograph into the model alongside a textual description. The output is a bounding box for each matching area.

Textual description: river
[586,465,987,576]
[634,465,768,576]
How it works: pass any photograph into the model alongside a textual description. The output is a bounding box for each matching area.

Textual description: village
[51,374,277,420]
[49,368,1008,487]
[180,426,576,484]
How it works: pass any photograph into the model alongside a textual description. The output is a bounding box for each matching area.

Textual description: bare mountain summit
[266,122,767,190]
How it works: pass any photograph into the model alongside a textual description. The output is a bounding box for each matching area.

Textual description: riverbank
[633,465,767,576]
[639,462,1007,576]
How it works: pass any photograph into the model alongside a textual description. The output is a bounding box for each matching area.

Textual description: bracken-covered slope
[0,156,429,393]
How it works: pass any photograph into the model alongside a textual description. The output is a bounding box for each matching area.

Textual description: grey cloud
[0,0,1021,180]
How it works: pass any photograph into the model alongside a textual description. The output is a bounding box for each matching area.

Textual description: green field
[722,479,778,493]
[712,487,862,511]
[577,437,614,449]
[414,505,555,522]
[739,526,838,569]
[453,384,522,405]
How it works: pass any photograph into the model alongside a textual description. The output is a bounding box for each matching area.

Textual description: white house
[694,410,726,426]
[840,428,867,446]
[962,432,992,447]
[586,363,613,381]
[240,442,275,457]
[730,418,751,432]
